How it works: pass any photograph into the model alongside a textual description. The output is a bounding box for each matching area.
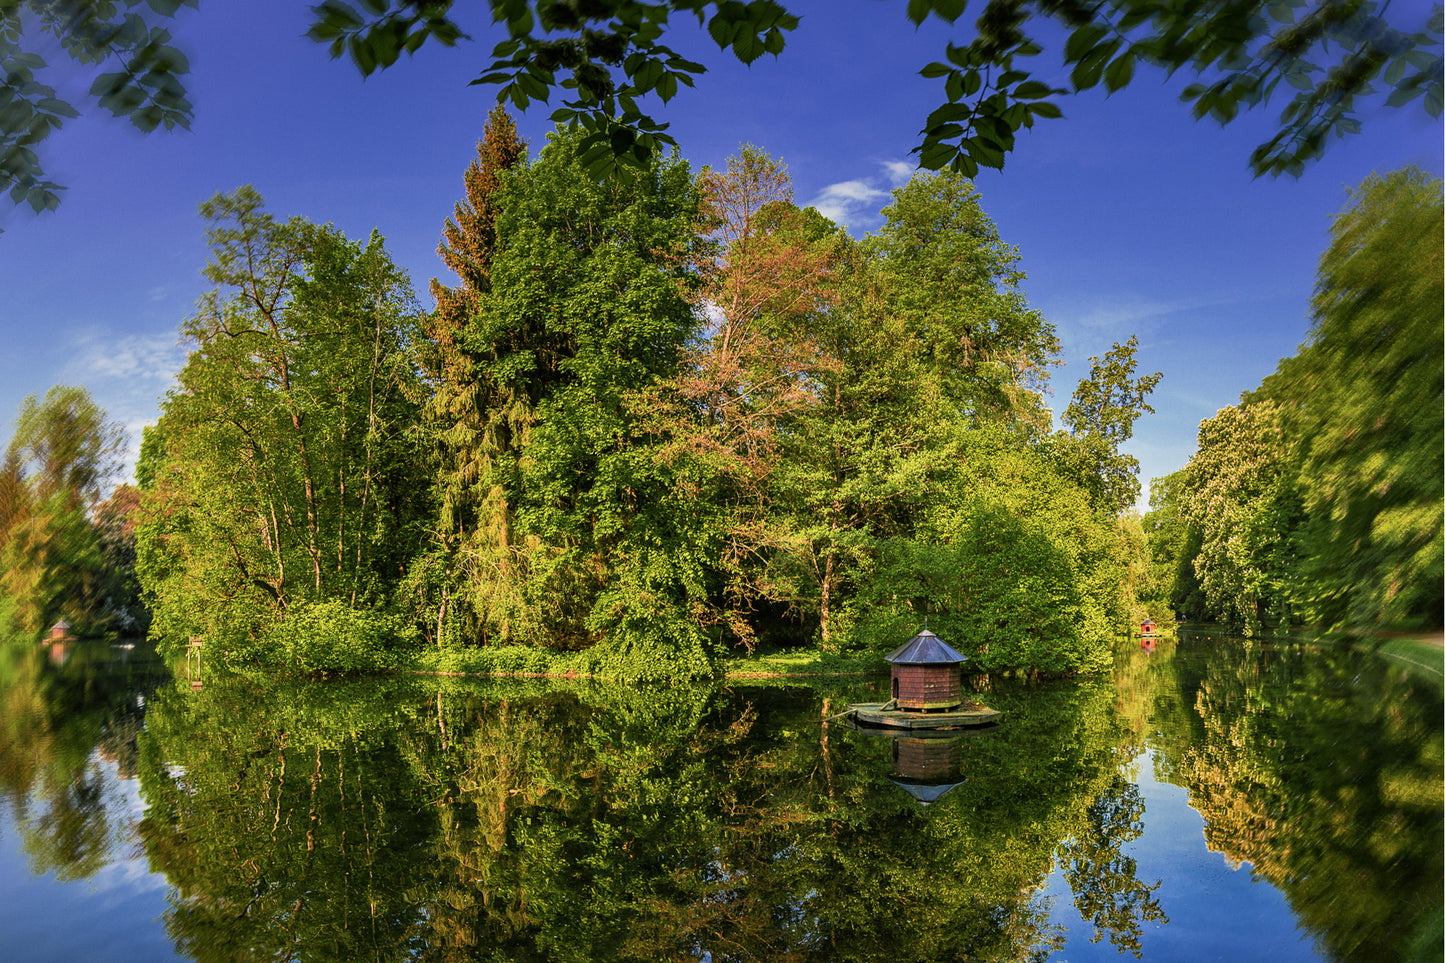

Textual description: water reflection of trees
[0,640,164,881]
[1119,632,1444,962]
[12,633,1435,962]
[130,675,1141,961]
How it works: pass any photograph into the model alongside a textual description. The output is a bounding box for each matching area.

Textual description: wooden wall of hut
[890,663,962,710]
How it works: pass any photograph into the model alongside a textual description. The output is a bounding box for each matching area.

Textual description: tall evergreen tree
[415,107,527,646]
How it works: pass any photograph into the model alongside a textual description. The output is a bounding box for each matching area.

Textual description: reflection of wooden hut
[889,734,967,806]
[887,629,968,711]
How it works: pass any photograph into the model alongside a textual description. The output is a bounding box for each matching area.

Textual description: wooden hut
[886,629,969,711]
[1140,618,1157,634]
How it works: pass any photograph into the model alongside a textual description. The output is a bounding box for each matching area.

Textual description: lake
[1,630,1439,961]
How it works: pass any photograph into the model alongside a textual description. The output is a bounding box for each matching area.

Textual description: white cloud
[60,329,187,480]
[805,159,916,232]
[882,160,915,185]
[1071,296,1181,334]
[809,179,889,225]
[70,331,184,384]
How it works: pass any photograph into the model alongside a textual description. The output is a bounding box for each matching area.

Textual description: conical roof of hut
[889,778,965,806]
[885,629,967,665]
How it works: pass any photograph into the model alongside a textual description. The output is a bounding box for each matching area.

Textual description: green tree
[413,105,528,647]
[136,188,430,666]
[0,386,124,635]
[1164,168,1442,632]
[1176,399,1298,633]
[1140,468,1201,618]
[1060,335,1162,515]
[449,126,713,678]
[765,170,1062,651]
[1281,168,1443,629]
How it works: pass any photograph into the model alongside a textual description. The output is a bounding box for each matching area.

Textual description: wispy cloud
[881,160,914,185]
[69,330,184,384]
[1071,296,1183,335]
[60,329,187,478]
[805,159,915,232]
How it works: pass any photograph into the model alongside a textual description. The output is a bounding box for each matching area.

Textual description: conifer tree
[418,107,526,645]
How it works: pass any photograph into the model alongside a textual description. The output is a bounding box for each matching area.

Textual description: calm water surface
[1,631,1439,961]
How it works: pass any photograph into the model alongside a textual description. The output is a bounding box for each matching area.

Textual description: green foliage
[239,598,411,676]
[304,1,1443,180]
[135,140,1152,680]
[434,125,715,678]
[1,0,197,219]
[1282,168,1444,629]
[1061,335,1162,514]
[0,386,125,636]
[843,423,1123,674]
[1156,168,1442,633]
[135,188,432,662]
[1176,400,1299,634]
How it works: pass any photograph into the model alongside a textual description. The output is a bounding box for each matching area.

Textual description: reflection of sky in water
[1041,749,1324,961]
[0,754,181,963]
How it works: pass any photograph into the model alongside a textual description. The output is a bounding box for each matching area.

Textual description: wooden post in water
[186,636,204,689]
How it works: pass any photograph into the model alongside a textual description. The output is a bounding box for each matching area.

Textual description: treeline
[1143,169,1443,635]
[0,387,145,637]
[11,111,1160,679]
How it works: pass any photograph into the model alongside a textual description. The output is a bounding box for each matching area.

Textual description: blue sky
[1,0,1440,506]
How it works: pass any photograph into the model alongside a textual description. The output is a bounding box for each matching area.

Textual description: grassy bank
[1371,634,1444,690]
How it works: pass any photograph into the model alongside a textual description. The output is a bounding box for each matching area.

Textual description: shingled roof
[885,628,967,665]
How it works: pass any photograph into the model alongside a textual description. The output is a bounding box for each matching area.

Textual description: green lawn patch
[1373,635,1444,689]
[723,649,882,678]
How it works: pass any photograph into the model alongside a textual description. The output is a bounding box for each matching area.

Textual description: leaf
[1028,100,1063,119]
[920,61,952,79]
[1064,25,1107,64]
[945,42,972,69]
[933,0,968,21]
[924,102,972,127]
[707,14,736,49]
[36,97,79,119]
[609,124,635,154]
[1267,3,1295,24]
[1384,84,1423,108]
[1104,52,1135,94]
[917,138,957,169]
[945,71,963,102]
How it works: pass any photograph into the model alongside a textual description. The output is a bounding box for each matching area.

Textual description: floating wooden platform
[849,702,1001,730]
